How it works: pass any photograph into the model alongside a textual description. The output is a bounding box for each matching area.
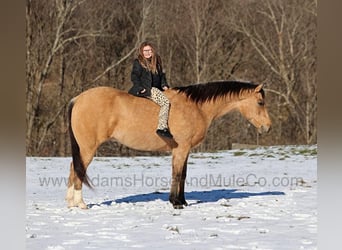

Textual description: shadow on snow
[88,189,285,208]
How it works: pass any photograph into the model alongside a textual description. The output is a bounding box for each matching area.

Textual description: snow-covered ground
[26,145,317,250]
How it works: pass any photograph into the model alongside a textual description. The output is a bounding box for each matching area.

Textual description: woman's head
[141,44,153,59]
[138,41,155,58]
[137,41,160,73]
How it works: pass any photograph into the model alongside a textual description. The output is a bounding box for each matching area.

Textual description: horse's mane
[173,81,262,104]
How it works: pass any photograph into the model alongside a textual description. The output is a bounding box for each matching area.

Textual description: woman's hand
[162,86,169,91]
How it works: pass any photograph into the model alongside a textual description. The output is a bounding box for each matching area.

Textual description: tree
[225,0,317,143]
[26,0,104,154]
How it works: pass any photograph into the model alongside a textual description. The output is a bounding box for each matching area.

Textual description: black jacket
[128,59,169,97]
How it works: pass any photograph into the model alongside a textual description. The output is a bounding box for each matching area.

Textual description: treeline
[26,0,317,156]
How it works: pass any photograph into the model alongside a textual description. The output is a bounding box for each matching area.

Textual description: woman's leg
[149,87,172,137]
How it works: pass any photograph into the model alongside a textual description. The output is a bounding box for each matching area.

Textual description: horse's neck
[200,98,240,122]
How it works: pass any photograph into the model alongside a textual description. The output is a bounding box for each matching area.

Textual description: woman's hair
[137,41,162,74]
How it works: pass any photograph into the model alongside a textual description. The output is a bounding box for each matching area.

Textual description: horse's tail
[68,98,93,189]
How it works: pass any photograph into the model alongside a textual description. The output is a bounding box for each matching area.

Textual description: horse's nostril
[263,125,271,133]
[259,125,271,134]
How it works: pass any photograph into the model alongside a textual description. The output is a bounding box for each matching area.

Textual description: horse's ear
[254,83,264,93]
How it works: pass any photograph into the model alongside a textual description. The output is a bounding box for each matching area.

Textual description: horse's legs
[169,147,190,209]
[66,160,89,209]
[66,147,96,209]
[179,154,189,206]
[66,162,76,207]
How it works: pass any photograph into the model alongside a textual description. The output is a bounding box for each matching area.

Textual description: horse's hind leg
[73,181,87,209]
[75,149,95,209]
[66,147,96,209]
[66,162,76,207]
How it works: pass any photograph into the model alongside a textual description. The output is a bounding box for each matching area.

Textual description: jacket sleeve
[158,62,169,89]
[131,59,142,86]
[160,71,169,89]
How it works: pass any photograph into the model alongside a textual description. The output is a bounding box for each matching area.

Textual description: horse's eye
[258,100,265,106]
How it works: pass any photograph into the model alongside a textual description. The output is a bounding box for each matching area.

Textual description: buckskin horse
[66,81,271,209]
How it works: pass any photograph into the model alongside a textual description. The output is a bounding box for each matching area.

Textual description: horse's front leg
[178,155,189,206]
[169,148,189,209]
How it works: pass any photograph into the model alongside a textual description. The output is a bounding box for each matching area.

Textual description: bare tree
[26,0,101,153]
[91,0,155,85]
[225,0,317,143]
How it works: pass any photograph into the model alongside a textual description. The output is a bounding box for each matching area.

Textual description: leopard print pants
[149,87,170,130]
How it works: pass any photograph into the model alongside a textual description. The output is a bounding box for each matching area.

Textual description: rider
[128,41,173,139]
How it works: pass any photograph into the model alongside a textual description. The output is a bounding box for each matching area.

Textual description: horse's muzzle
[258,125,271,134]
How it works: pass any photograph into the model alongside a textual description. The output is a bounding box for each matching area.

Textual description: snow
[26,145,317,249]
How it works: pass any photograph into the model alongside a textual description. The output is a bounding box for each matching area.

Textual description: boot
[156,128,173,139]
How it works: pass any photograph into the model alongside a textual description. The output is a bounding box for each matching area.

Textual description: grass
[297,148,317,156]
[233,151,247,156]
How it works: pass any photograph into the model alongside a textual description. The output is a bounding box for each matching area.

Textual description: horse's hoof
[169,196,187,209]
[173,204,184,209]
[66,199,76,208]
[67,204,76,208]
[77,202,88,209]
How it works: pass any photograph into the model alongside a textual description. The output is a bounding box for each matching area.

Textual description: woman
[128,41,173,139]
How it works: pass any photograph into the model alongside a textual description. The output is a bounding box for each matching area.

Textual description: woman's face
[142,45,153,59]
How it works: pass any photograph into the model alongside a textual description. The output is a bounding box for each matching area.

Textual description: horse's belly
[112,129,171,152]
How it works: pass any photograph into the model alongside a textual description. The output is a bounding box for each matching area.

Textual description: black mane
[173,81,260,104]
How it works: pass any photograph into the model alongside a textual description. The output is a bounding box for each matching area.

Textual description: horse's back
[73,87,139,118]
[75,86,126,101]
[71,86,206,151]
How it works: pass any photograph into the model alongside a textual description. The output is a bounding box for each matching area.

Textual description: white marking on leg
[74,189,87,209]
[65,184,75,207]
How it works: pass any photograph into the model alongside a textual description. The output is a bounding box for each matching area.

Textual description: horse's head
[239,84,271,134]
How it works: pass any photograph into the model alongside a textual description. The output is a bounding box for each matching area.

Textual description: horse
[66,81,271,209]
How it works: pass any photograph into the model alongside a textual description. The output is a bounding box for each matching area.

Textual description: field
[26,145,317,250]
